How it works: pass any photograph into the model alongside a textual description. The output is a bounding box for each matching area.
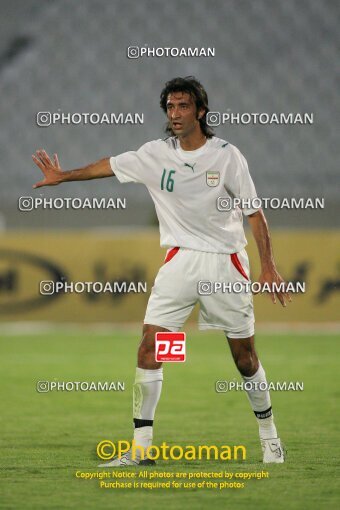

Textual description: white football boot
[98,450,155,467]
[261,438,285,463]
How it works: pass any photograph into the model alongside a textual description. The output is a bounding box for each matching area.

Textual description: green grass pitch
[0,330,339,509]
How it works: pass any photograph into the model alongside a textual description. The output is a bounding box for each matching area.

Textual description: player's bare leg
[227,335,259,376]
[227,335,285,463]
[137,323,168,369]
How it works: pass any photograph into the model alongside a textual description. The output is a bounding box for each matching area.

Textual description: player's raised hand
[32,149,64,188]
[257,266,292,307]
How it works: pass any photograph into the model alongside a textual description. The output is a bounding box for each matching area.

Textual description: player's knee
[138,325,165,368]
[138,330,155,354]
[138,324,161,358]
[235,355,258,377]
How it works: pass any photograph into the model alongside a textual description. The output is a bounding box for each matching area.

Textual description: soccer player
[32,77,291,464]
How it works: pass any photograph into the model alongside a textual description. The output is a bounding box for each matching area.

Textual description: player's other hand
[32,149,64,188]
[256,266,292,307]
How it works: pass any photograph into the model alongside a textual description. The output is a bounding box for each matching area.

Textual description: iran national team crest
[206,171,220,187]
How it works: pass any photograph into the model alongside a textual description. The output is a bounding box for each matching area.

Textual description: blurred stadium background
[0,0,339,324]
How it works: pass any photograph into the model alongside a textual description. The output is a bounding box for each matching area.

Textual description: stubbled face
[166,91,203,137]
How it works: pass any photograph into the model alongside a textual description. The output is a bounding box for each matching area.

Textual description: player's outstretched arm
[32,149,113,189]
[247,209,292,307]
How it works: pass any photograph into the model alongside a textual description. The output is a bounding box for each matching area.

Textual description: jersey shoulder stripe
[210,136,230,149]
[162,136,177,149]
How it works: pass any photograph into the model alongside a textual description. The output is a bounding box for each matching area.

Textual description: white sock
[133,426,153,455]
[133,367,163,450]
[242,362,278,440]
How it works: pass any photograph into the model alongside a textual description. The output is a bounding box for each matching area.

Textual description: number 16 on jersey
[160,169,176,192]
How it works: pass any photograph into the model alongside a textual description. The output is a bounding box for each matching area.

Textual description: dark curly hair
[160,76,214,138]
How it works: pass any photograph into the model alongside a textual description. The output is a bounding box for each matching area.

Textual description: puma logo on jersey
[184,162,196,172]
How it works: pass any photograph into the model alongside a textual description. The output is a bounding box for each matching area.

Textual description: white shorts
[144,247,255,338]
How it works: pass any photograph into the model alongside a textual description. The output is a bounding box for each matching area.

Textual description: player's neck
[178,130,207,151]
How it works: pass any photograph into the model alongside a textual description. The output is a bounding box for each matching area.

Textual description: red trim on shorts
[164,247,180,264]
[230,252,249,280]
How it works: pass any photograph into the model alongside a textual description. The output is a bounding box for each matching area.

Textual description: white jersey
[109,136,260,254]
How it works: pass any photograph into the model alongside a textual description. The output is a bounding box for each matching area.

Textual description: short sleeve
[109,141,155,184]
[224,145,261,216]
